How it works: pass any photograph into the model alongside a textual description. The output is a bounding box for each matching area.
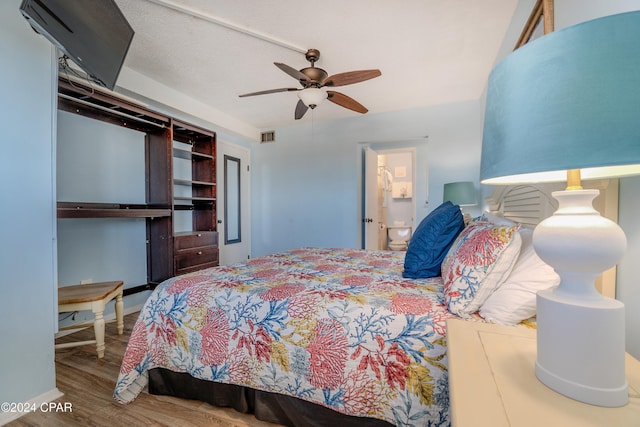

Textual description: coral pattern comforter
[114,247,456,426]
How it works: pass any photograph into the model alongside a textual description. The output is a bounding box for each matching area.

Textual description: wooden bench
[55,281,124,358]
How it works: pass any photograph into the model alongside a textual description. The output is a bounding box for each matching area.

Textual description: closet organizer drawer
[174,232,219,275]
[174,232,218,252]
[175,248,218,275]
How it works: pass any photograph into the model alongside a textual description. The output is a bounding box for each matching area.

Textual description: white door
[363,147,380,250]
[216,141,251,265]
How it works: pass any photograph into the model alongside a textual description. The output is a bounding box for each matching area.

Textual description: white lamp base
[535,289,627,406]
[533,189,628,407]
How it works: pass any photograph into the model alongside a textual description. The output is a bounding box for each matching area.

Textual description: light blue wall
[251,100,484,257]
[0,0,57,406]
[619,178,640,359]
[57,111,146,204]
[251,121,360,254]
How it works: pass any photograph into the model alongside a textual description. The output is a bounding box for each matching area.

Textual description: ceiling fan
[239,49,381,120]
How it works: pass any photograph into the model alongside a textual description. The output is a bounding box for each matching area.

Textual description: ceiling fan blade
[294,99,308,120]
[275,62,310,83]
[239,87,299,97]
[322,69,381,87]
[327,91,368,114]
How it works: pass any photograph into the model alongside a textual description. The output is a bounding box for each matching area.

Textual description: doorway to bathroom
[362,147,416,250]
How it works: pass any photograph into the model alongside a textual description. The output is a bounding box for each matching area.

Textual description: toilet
[387,224,412,251]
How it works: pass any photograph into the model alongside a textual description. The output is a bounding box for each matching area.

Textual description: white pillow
[482,211,516,226]
[442,221,522,317]
[479,227,560,325]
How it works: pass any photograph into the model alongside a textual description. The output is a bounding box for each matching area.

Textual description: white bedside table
[446,318,640,426]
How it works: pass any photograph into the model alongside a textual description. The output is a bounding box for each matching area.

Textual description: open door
[362,147,380,250]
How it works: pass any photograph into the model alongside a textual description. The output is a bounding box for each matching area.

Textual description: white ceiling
[114,0,519,134]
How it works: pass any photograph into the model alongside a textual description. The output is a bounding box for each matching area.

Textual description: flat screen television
[19,0,134,90]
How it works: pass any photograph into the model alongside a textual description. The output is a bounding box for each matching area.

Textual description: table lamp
[443,181,478,224]
[480,11,640,407]
[443,181,478,207]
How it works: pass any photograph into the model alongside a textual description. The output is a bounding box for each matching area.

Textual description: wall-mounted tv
[19,0,134,90]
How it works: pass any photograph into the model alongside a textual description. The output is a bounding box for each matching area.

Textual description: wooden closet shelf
[58,78,170,133]
[174,197,216,202]
[172,120,215,144]
[173,204,216,212]
[173,148,214,161]
[173,179,216,187]
[57,202,171,218]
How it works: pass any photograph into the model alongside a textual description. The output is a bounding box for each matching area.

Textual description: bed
[113,182,618,426]
[114,247,458,426]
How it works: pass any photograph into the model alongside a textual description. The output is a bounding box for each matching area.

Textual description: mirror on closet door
[224,155,241,244]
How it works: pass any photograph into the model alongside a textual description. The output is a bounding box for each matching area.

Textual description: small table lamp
[443,181,477,224]
[480,11,640,407]
[443,181,478,207]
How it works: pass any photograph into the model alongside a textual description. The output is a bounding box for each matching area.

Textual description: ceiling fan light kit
[239,49,381,120]
[297,88,326,109]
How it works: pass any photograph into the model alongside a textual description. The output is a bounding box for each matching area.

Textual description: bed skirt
[148,368,394,427]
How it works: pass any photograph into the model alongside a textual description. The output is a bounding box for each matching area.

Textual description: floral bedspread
[114,247,460,426]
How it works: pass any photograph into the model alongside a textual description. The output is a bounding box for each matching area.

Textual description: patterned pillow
[442,221,522,317]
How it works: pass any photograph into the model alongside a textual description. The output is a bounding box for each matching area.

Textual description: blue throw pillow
[403,201,465,278]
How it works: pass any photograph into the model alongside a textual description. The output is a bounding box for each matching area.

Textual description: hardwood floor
[8,313,281,427]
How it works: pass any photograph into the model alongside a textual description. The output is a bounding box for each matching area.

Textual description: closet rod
[58,94,167,129]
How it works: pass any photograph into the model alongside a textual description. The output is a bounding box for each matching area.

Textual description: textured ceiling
[114,0,519,133]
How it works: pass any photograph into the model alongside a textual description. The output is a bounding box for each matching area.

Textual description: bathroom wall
[384,151,415,227]
[378,150,415,249]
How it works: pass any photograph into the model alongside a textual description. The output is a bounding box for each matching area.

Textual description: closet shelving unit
[57,78,218,292]
[171,120,219,275]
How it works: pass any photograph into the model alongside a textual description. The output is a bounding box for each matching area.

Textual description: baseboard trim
[0,388,64,426]
[123,283,156,296]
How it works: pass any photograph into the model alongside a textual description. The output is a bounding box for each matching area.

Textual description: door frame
[360,145,417,250]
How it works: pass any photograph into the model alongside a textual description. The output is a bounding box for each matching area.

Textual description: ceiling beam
[144,0,307,54]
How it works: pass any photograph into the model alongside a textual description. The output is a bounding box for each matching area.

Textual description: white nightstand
[446,318,640,426]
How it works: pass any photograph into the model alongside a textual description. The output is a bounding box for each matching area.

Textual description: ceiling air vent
[261,131,275,143]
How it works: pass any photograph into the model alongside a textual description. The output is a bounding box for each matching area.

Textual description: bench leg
[93,310,106,359]
[115,291,124,335]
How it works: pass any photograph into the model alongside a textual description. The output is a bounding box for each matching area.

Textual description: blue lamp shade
[443,181,477,206]
[479,11,640,408]
[480,11,640,185]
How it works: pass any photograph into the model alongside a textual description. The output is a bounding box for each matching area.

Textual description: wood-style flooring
[8,313,281,427]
